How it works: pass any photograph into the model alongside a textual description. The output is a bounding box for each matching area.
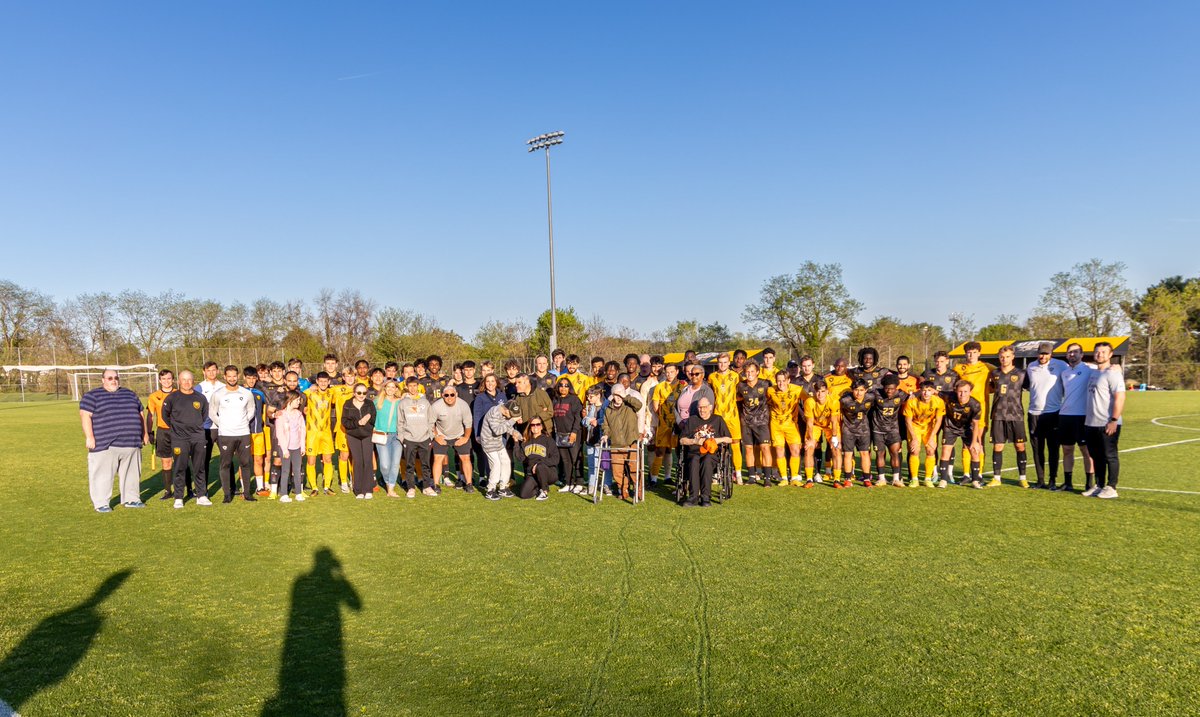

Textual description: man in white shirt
[197,360,224,482]
[209,365,257,503]
[1082,342,1126,499]
[1023,341,1069,489]
[1056,343,1096,493]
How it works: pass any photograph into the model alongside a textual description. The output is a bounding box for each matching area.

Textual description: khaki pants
[88,446,142,509]
[610,447,636,497]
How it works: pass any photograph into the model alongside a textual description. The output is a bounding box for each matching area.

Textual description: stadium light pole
[527,131,564,354]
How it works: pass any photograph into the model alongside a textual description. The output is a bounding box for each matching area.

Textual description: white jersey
[1086,366,1125,428]
[1059,362,1094,417]
[209,385,255,436]
[1025,358,1068,414]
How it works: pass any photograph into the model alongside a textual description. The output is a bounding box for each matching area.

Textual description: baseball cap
[1037,341,1055,354]
[787,359,799,368]
[504,400,521,417]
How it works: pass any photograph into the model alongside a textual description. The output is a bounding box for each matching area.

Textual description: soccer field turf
[1,393,1198,716]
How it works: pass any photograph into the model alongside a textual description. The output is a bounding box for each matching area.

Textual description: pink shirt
[275,409,306,452]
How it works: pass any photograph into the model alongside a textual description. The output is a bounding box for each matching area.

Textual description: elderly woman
[601,384,643,502]
[340,384,377,499]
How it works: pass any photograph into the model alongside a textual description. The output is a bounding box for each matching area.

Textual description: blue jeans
[375,433,402,486]
[587,445,613,492]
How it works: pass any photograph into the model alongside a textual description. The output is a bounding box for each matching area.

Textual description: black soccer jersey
[870,392,908,434]
[839,393,874,434]
[421,375,451,403]
[922,368,958,402]
[532,372,557,394]
[852,366,891,392]
[736,378,771,428]
[944,397,983,434]
[988,367,1026,421]
[791,372,825,396]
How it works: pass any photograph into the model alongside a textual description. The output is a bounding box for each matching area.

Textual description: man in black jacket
[161,370,212,508]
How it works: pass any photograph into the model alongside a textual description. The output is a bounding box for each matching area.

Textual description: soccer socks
[992,451,1004,479]
[909,455,920,480]
[924,456,936,480]
[338,460,349,486]
[804,465,814,482]
[788,456,800,479]
[776,457,788,480]
[323,465,335,489]
[305,463,317,489]
[731,443,743,475]
[962,450,971,478]
[1016,450,1028,480]
[970,461,982,482]
[940,460,952,483]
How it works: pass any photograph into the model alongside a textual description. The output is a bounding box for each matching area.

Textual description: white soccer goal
[70,370,158,401]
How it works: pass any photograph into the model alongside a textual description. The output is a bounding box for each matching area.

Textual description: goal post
[70,370,159,401]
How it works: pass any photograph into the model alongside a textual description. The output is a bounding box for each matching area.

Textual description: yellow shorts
[770,420,801,447]
[335,431,348,453]
[654,426,678,449]
[719,413,741,441]
[807,427,836,445]
[909,425,938,451]
[307,431,334,456]
[251,432,266,457]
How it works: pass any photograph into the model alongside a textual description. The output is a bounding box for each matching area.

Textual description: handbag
[555,432,574,448]
[371,430,388,445]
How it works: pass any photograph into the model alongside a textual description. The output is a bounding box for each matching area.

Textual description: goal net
[71,370,159,401]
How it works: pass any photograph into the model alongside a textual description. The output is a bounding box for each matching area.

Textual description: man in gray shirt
[396,377,435,498]
[430,386,475,493]
[1082,342,1126,499]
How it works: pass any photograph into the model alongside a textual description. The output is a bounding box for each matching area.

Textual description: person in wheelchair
[678,397,733,507]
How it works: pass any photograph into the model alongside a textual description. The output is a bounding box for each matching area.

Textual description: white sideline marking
[1150,415,1200,432]
[1121,487,1200,495]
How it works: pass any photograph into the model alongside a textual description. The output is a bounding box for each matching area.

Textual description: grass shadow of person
[261,548,362,717]
[0,569,133,716]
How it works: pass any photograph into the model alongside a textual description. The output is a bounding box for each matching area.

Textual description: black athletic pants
[1084,425,1120,489]
[348,435,375,495]
[519,463,555,498]
[172,436,207,499]
[557,443,581,486]
[218,434,253,499]
[684,448,715,505]
[203,427,219,472]
[403,439,433,490]
[1028,411,1060,483]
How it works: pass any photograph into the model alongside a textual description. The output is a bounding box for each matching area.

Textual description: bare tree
[75,291,120,353]
[0,280,53,354]
[116,290,180,358]
[168,298,227,346]
[320,289,375,360]
[947,312,977,345]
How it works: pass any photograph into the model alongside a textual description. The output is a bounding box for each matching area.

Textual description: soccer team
[114,339,1126,511]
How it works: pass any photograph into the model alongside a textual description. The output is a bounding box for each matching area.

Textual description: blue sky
[2,2,1197,339]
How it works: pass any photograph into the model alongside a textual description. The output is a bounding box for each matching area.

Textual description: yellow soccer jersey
[767,384,805,425]
[895,374,920,395]
[903,395,945,428]
[563,371,592,403]
[825,373,853,400]
[759,365,780,384]
[954,362,992,413]
[708,370,741,418]
[304,387,336,435]
[330,383,355,434]
[652,379,681,426]
[804,395,841,435]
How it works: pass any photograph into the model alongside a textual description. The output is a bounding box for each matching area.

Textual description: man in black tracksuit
[162,371,210,502]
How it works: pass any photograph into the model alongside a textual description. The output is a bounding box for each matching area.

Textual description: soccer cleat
[834,481,844,489]
[971,480,984,489]
[814,476,824,484]
[937,479,948,489]
[340,482,350,493]
[863,478,874,488]
[309,489,319,497]
[924,478,935,488]
[324,488,336,496]
[173,499,184,509]
[803,480,814,489]
[1097,486,1119,499]
[842,479,852,488]
[788,478,802,487]
[986,477,1002,488]
[891,477,904,488]
[256,489,271,497]
[268,492,277,500]
[909,477,920,488]
[279,495,292,503]
[1018,478,1029,489]
[1082,485,1101,497]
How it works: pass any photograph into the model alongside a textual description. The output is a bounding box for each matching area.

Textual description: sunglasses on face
[354,391,367,396]
[529,422,543,427]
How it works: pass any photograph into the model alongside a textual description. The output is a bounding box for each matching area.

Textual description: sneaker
[95,505,113,513]
[406,488,416,499]
[279,495,292,504]
[294,493,306,502]
[123,501,146,509]
[465,484,477,494]
[422,487,438,497]
[1081,485,1101,497]
[500,489,515,498]
[536,490,549,501]
[355,494,365,500]
[340,482,350,493]
[986,477,1002,488]
[434,484,443,495]
[572,485,584,494]
[791,479,805,487]
[1018,478,1029,489]
[486,490,502,501]
[173,499,184,509]
[558,484,574,493]
[197,496,213,506]
[324,488,336,496]
[815,476,824,484]
[364,493,373,500]
[761,478,772,488]
[442,477,455,487]
[971,480,984,489]
[891,478,904,488]
[309,489,319,497]
[602,485,613,496]
[908,478,920,488]
[937,479,948,489]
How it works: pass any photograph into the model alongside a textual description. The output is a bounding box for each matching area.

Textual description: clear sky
[2,2,1197,339]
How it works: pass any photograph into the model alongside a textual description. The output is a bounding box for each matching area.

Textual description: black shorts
[1028,412,1060,441]
[872,429,901,448]
[943,429,971,447]
[742,422,771,446]
[1057,415,1087,446]
[432,440,472,457]
[990,419,1027,444]
[154,430,173,458]
[843,430,871,452]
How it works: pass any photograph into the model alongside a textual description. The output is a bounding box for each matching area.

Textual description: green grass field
[1,393,1199,716]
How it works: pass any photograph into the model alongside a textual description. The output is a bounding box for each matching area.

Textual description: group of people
[79,340,1127,513]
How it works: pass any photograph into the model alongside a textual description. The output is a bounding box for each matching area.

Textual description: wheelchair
[674,444,733,505]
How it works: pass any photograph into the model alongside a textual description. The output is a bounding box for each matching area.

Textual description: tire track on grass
[673,514,711,717]
[580,512,637,717]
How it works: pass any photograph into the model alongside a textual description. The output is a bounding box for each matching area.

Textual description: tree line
[2,257,1197,387]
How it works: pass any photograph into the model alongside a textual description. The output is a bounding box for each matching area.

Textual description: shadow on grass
[0,570,133,715]
[262,548,362,717]
[137,457,214,503]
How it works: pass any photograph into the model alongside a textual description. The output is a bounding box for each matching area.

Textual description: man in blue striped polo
[79,369,149,512]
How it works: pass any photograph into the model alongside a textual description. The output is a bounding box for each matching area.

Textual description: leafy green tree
[742,262,862,357]
[528,307,588,355]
